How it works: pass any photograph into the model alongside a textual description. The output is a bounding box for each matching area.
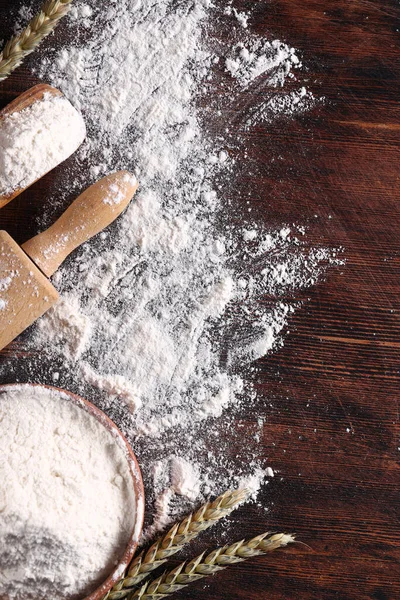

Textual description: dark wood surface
[1,1,399,599]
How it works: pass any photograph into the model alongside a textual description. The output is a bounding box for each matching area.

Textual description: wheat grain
[0,0,73,82]
[132,532,295,599]
[107,488,250,599]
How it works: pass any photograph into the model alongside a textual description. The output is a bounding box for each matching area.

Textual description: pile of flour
[0,385,138,599]
[0,93,85,198]
[0,0,341,538]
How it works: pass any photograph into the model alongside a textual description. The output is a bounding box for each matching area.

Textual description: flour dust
[1,0,340,535]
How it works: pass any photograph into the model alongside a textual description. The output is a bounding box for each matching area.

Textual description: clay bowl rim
[0,382,145,600]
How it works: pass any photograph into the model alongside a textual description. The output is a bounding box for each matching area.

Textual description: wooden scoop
[0,84,86,209]
[0,171,138,351]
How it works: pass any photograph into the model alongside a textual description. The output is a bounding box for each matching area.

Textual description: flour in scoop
[0,385,137,600]
[0,93,85,198]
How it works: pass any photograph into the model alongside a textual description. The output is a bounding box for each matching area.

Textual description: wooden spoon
[0,84,85,209]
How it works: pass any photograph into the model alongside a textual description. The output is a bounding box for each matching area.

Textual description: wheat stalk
[106,489,250,600]
[0,0,73,82]
[132,532,295,599]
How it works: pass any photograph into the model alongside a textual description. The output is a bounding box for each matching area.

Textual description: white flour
[247,86,318,126]
[1,0,341,544]
[226,38,300,86]
[0,385,137,599]
[0,94,85,197]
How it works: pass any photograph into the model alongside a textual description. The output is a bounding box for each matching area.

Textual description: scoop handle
[22,171,138,277]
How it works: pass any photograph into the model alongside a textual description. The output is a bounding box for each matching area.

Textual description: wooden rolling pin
[0,171,138,351]
[0,84,86,209]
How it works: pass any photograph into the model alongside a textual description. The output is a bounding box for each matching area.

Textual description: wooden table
[1,1,399,599]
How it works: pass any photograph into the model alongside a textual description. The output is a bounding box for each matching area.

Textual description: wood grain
[0,1,399,599]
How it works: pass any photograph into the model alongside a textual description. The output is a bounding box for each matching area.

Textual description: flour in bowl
[0,385,137,600]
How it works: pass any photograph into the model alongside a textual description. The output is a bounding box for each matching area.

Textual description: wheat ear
[132,532,295,599]
[0,0,73,82]
[107,489,249,600]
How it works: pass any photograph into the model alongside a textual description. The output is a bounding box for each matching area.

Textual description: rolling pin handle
[21,171,137,277]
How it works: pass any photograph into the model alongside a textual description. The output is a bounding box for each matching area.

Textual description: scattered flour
[238,467,275,501]
[0,274,15,314]
[35,295,92,362]
[224,6,250,29]
[0,0,340,540]
[0,385,137,599]
[69,3,93,24]
[0,93,85,197]
[0,276,13,291]
[13,4,36,32]
[246,87,318,127]
[226,38,300,86]
[170,457,202,501]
